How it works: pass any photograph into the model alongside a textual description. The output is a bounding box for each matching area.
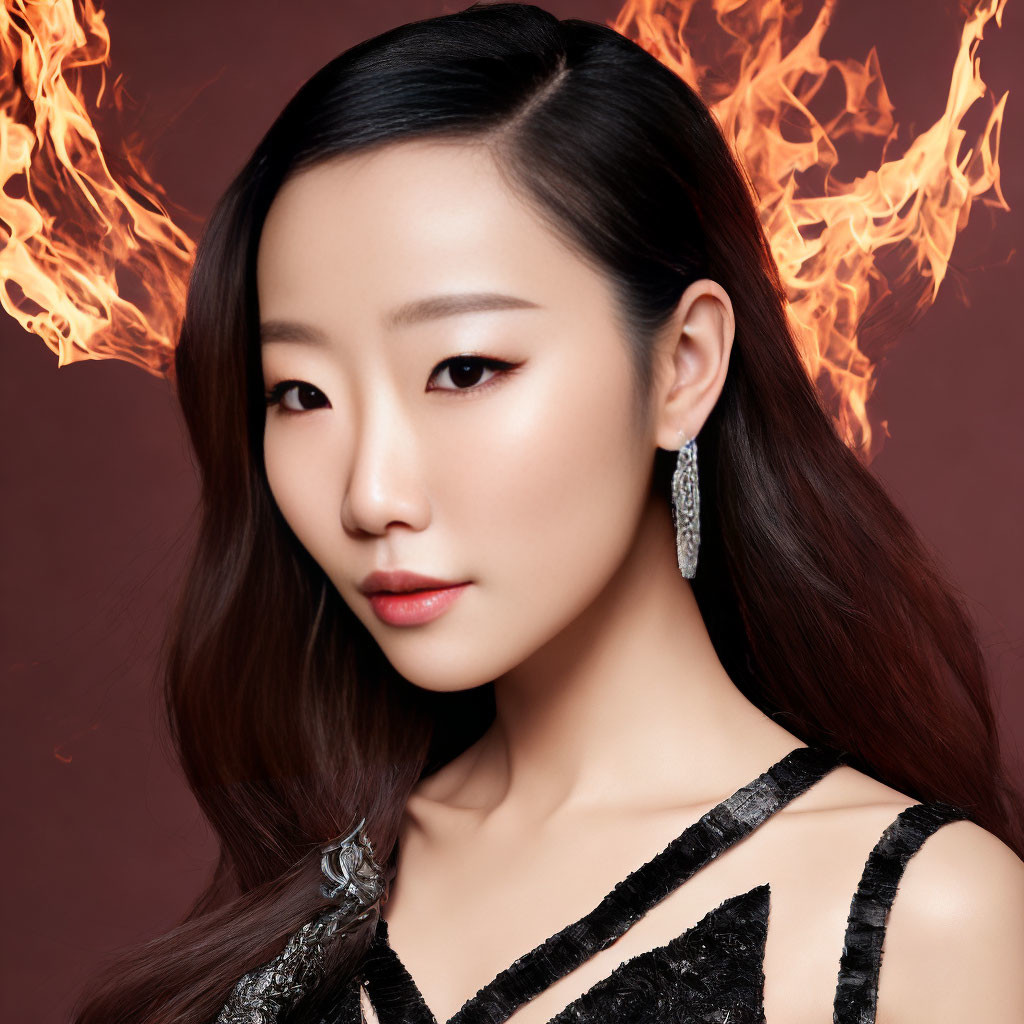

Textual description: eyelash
[264,355,518,412]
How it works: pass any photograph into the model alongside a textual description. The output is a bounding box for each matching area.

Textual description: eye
[265,380,330,412]
[428,355,517,393]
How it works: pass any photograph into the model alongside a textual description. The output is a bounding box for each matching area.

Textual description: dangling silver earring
[671,429,700,579]
[215,817,387,1024]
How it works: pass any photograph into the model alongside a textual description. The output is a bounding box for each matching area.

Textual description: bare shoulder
[796,761,1024,929]
[769,759,1024,1023]
[874,811,1024,1024]
[885,814,1024,937]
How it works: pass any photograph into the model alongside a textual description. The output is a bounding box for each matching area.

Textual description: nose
[340,400,431,538]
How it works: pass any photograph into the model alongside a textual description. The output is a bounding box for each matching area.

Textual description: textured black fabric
[326,746,971,1024]
[832,800,971,1024]
[539,883,770,1024]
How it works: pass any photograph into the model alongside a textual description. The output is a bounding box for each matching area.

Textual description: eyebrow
[259,291,542,346]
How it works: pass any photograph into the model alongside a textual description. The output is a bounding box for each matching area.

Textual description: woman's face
[257,139,661,692]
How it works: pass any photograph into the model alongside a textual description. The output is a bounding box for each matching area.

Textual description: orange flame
[611,0,1009,456]
[0,0,1010,457]
[0,0,193,377]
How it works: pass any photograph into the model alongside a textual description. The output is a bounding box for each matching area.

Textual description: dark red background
[2,2,1021,1021]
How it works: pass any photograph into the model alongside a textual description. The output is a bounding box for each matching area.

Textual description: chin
[376,638,519,694]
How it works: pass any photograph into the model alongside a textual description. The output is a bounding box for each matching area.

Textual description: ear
[650,278,735,451]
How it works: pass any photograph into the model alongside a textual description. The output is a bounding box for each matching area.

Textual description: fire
[0,0,1010,458]
[0,0,193,377]
[611,0,1009,457]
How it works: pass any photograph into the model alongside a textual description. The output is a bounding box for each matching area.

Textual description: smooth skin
[257,138,1024,1024]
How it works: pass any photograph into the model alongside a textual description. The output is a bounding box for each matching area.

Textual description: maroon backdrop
[1,2,1021,1021]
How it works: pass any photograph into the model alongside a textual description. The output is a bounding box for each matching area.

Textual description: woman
[74,3,1024,1023]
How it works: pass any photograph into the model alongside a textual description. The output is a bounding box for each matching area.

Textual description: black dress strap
[832,799,972,1024]
[361,743,844,1024]
[450,744,845,1024]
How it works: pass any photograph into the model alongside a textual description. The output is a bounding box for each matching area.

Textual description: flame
[611,0,1009,456]
[0,0,1010,457]
[0,0,193,377]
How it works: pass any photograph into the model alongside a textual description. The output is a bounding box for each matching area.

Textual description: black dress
[330,744,971,1024]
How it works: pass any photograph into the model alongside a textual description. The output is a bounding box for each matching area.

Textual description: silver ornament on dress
[215,817,387,1024]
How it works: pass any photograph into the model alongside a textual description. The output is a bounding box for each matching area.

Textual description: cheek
[443,358,649,622]
[263,423,338,562]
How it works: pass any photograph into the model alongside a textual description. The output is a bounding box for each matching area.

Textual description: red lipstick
[359,570,470,626]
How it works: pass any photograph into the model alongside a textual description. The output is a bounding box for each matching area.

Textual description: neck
[454,494,788,823]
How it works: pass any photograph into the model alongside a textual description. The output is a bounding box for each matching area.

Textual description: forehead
[255,139,612,329]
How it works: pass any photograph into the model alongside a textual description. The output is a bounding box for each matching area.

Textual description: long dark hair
[72,3,1023,1022]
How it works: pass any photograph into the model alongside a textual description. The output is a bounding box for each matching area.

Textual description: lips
[358,568,464,596]
[366,582,470,626]
[357,568,471,626]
